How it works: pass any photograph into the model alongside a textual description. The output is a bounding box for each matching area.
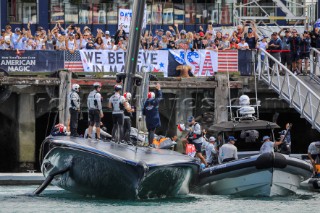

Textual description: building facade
[1,0,319,35]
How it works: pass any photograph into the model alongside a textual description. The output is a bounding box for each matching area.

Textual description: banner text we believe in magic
[79,50,168,73]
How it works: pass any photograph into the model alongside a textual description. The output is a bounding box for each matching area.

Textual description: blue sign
[0,50,64,72]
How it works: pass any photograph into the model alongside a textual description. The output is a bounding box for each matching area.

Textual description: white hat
[209,136,216,142]
[105,31,110,35]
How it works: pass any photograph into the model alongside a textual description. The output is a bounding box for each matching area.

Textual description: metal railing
[256,49,320,132]
[310,48,320,84]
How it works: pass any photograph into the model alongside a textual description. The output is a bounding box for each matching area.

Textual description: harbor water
[0,185,319,213]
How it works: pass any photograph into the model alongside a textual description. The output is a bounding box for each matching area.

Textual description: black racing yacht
[35,1,199,199]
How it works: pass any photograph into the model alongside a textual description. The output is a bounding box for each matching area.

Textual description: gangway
[256,49,320,133]
[310,48,320,84]
[233,0,317,31]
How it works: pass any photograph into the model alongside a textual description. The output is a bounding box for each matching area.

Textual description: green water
[0,185,319,213]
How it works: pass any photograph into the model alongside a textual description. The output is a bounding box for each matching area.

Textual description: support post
[58,71,71,126]
[18,93,36,170]
[214,75,229,125]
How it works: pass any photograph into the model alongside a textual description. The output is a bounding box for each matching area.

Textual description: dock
[0,173,45,185]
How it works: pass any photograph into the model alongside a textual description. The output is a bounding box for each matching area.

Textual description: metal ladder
[256,49,320,132]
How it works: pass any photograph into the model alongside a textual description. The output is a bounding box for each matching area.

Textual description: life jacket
[191,122,202,139]
[152,137,168,147]
[186,144,196,157]
[110,93,124,114]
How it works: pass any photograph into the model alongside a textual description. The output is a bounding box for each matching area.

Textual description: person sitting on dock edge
[219,136,238,163]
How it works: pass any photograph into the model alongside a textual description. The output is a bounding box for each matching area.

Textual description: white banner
[169,50,218,76]
[79,50,169,76]
[118,8,147,32]
[118,9,132,33]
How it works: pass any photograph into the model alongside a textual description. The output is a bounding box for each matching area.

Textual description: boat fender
[309,178,320,189]
[255,153,274,169]
[273,153,287,169]
[137,161,149,177]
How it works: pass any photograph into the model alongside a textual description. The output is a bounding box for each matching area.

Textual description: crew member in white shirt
[219,136,238,163]
[259,135,283,154]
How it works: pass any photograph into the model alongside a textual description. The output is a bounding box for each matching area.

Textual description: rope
[194,84,199,117]
[165,94,177,137]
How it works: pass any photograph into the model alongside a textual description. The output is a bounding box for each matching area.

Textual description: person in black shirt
[268,32,282,73]
[193,33,203,50]
[287,29,302,75]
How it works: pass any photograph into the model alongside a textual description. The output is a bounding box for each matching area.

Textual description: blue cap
[187,116,194,123]
[228,136,237,141]
[263,136,270,141]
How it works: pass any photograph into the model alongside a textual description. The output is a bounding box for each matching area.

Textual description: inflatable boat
[193,152,313,196]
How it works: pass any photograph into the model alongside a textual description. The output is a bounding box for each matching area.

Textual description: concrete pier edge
[0,173,45,185]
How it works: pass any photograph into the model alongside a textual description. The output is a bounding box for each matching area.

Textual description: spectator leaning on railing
[278,28,292,73]
[286,29,301,75]
[237,37,249,50]
[256,35,268,61]
[299,31,311,74]
[268,32,282,73]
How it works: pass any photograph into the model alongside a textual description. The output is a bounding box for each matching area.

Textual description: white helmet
[72,84,80,92]
[93,82,101,88]
[124,92,132,100]
[147,92,155,99]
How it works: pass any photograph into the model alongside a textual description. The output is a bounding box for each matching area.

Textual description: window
[78,4,91,24]
[185,3,196,24]
[7,0,37,24]
[174,3,184,24]
[107,3,118,24]
[50,2,64,24]
[163,3,173,25]
[195,3,205,24]
[92,3,107,24]
[152,3,163,25]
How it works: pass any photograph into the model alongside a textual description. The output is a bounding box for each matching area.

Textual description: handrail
[310,48,320,77]
[256,48,320,132]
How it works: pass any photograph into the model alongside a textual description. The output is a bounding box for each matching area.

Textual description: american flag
[218,50,238,72]
[64,50,84,72]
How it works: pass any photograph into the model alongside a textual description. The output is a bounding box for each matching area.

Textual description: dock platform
[0,173,45,185]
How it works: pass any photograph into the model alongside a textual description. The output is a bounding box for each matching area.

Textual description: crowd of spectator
[1,21,320,74]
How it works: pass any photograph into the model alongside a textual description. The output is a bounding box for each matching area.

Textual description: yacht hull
[40,136,198,199]
[193,153,313,197]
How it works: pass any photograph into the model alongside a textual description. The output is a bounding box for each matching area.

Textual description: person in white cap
[102,30,111,45]
[259,135,283,154]
[203,136,218,166]
[219,136,238,163]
